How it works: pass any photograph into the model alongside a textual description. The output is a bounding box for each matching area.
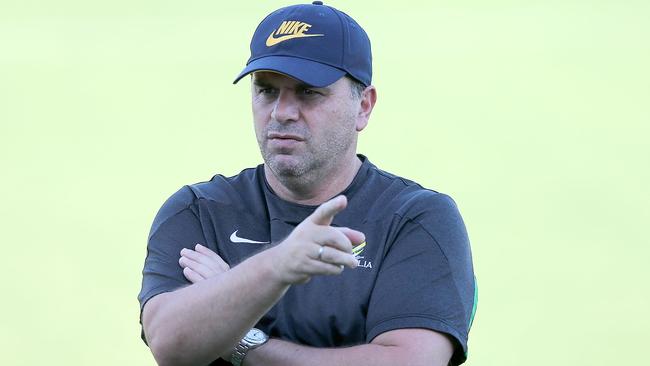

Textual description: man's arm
[244,328,453,366]
[178,238,456,366]
[143,251,287,366]
[142,196,362,366]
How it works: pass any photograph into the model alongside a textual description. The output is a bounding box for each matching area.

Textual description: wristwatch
[230,328,269,366]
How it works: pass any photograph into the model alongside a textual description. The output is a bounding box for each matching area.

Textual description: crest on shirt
[352,242,373,269]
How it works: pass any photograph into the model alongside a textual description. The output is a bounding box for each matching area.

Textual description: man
[138,2,477,366]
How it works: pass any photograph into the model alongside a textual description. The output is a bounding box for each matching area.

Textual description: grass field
[1,1,648,364]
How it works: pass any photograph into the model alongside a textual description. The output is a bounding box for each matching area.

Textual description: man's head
[250,71,375,184]
[235,2,376,185]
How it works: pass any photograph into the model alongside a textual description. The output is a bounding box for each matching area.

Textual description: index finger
[307,195,347,226]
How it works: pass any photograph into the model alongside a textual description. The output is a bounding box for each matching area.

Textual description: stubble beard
[258,123,357,191]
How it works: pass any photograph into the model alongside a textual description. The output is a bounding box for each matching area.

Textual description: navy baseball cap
[233,1,372,88]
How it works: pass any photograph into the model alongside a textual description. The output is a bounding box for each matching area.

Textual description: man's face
[251,71,362,180]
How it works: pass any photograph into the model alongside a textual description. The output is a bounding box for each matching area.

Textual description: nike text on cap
[233,1,372,88]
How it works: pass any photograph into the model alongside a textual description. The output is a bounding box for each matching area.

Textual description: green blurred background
[1,0,648,364]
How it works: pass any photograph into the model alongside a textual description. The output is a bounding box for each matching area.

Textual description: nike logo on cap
[266,20,324,47]
[230,230,270,244]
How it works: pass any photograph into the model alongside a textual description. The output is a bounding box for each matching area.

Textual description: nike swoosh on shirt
[230,230,270,244]
[265,32,324,47]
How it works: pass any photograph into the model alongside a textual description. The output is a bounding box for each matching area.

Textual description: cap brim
[233,56,346,88]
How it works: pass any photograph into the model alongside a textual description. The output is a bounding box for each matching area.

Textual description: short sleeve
[137,186,208,323]
[365,193,476,365]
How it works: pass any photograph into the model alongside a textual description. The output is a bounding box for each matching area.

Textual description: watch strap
[230,328,268,366]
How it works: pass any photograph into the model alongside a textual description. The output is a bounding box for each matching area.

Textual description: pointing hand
[267,195,365,285]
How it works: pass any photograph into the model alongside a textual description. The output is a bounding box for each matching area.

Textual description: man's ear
[356,85,377,132]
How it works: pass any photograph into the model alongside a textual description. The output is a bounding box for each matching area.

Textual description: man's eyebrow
[252,79,272,87]
[297,83,329,91]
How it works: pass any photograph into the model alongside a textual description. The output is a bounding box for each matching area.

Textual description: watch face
[247,328,267,343]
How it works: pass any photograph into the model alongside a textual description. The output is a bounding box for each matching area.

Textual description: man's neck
[264,155,363,206]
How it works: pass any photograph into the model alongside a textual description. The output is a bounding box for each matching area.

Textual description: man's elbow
[142,298,230,366]
[147,328,231,366]
[142,295,192,366]
[372,328,454,366]
[147,332,192,366]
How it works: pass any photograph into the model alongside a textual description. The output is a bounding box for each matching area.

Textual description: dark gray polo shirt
[138,155,477,365]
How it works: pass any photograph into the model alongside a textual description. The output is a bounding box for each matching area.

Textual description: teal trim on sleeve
[465,277,478,358]
[469,276,478,329]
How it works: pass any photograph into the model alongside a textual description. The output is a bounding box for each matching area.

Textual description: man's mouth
[267,132,305,141]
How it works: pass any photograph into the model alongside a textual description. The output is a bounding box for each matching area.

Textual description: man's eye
[258,88,277,95]
[300,88,319,96]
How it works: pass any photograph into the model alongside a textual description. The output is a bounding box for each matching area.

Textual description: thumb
[307,195,347,226]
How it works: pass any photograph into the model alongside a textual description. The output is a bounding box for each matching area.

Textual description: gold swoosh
[352,242,366,256]
[266,32,324,47]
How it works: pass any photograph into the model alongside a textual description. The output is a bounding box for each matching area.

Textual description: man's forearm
[244,335,451,366]
[143,250,289,366]
[245,340,403,366]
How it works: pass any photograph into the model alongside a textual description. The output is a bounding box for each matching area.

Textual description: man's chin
[266,154,306,177]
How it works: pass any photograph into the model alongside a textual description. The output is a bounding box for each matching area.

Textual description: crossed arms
[141,196,454,366]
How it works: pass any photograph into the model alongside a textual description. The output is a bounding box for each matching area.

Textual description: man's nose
[271,90,300,123]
